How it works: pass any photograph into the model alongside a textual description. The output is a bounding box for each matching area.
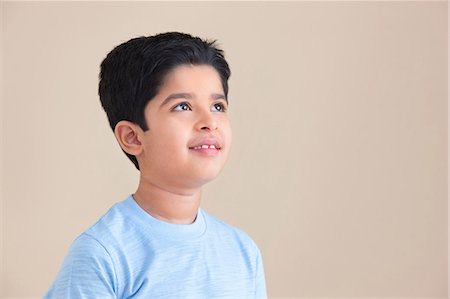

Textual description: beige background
[1,1,448,298]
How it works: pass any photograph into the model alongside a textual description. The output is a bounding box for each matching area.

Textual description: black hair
[98,32,231,170]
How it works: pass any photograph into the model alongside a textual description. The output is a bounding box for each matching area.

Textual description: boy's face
[136,64,232,191]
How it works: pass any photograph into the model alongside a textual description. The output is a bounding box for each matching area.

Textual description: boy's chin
[186,170,222,188]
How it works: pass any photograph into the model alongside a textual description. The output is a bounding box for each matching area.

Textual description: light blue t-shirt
[43,194,267,298]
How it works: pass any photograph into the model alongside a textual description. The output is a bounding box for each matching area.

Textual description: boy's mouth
[189,145,221,156]
[188,137,222,156]
[188,137,222,151]
[189,144,221,150]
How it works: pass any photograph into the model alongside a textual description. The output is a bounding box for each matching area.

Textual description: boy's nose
[195,110,218,131]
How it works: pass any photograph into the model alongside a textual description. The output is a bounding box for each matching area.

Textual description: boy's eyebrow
[159,92,228,108]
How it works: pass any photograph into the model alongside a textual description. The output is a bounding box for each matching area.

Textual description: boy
[43,32,267,298]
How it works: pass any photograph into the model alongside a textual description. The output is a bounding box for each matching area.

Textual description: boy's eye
[172,102,227,112]
[212,103,227,112]
[172,102,191,111]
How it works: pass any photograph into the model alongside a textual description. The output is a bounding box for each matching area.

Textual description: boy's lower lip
[189,148,220,156]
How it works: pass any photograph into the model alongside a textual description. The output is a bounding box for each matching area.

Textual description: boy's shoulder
[200,209,261,254]
[202,209,255,239]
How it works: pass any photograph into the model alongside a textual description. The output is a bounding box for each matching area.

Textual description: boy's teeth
[193,145,217,149]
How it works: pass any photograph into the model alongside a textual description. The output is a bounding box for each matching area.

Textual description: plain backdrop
[1,1,448,298]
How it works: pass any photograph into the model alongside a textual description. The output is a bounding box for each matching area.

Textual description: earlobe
[114,121,143,156]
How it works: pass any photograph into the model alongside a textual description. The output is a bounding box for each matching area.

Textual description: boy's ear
[114,120,143,156]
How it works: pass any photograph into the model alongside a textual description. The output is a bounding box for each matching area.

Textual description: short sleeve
[43,233,117,299]
[254,247,267,299]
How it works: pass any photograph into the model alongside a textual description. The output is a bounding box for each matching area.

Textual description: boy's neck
[133,178,201,225]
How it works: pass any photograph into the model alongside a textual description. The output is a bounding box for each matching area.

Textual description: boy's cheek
[223,120,232,142]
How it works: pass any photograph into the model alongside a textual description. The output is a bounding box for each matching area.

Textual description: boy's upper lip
[188,136,222,149]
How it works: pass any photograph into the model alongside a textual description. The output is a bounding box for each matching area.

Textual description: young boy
[43,32,267,298]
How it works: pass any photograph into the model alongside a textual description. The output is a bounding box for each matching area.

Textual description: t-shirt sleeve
[254,246,268,299]
[43,233,117,299]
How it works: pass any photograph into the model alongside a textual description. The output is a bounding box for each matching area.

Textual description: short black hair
[98,32,231,170]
